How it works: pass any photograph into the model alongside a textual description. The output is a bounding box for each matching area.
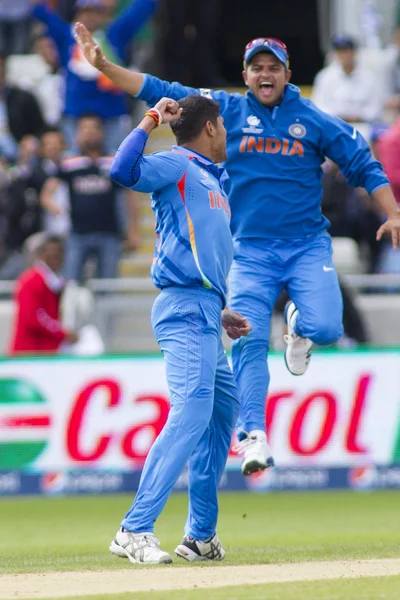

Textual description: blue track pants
[122,286,239,540]
[229,232,344,434]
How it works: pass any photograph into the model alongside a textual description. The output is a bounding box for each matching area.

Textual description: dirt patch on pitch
[2,558,400,599]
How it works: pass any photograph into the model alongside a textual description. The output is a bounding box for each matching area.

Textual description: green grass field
[1,491,400,599]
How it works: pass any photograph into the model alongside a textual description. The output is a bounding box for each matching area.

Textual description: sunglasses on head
[244,37,289,59]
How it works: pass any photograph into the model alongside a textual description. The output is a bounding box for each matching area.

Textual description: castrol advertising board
[0,351,399,494]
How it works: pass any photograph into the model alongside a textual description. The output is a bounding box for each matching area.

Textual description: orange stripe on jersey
[176,172,212,289]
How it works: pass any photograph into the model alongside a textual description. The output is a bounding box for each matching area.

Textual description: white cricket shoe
[175,533,225,562]
[284,301,313,376]
[233,430,274,476]
[109,528,172,564]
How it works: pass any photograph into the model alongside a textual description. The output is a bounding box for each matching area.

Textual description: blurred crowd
[312,31,400,277]
[0,0,159,282]
[0,0,400,286]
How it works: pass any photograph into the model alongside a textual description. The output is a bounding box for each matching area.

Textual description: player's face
[213,116,227,163]
[243,53,291,106]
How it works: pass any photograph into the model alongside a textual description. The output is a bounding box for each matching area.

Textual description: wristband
[144,108,163,127]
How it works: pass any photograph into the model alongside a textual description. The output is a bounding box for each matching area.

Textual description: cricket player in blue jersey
[76,25,400,477]
[108,95,251,564]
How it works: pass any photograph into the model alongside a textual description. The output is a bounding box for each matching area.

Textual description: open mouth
[259,81,274,98]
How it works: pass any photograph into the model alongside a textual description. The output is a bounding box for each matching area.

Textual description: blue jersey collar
[172,145,226,183]
[172,145,213,164]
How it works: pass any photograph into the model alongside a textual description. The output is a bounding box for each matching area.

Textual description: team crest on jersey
[242,115,264,134]
[200,88,212,98]
[289,123,307,138]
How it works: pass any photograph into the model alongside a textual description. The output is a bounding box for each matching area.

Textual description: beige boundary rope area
[1,558,400,599]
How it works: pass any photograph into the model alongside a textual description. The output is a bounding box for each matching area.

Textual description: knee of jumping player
[306,315,344,346]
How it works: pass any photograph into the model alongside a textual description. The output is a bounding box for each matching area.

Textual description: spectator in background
[41,114,138,281]
[12,128,70,238]
[8,234,78,355]
[0,136,42,279]
[32,0,159,152]
[38,128,70,237]
[0,157,16,276]
[31,34,64,127]
[312,35,383,123]
[0,0,31,55]
[382,4,400,118]
[0,130,67,280]
[0,54,46,162]
[377,120,400,206]
[375,121,400,273]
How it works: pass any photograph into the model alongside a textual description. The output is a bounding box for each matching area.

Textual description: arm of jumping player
[74,23,236,120]
[321,112,400,248]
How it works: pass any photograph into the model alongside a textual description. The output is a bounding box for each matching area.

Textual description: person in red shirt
[375,123,400,274]
[9,235,78,354]
[377,119,400,208]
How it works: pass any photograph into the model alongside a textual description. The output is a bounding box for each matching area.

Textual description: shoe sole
[175,544,225,562]
[109,541,173,564]
[242,456,275,476]
[174,544,208,562]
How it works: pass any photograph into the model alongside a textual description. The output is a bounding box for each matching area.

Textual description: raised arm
[74,22,234,115]
[109,97,184,192]
[75,21,143,95]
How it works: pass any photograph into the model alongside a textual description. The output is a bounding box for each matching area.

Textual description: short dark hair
[170,95,220,145]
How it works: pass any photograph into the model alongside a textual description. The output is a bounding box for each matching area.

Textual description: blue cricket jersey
[137,76,390,239]
[110,129,233,304]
